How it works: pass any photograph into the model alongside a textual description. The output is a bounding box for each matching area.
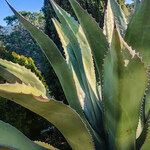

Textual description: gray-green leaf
[103,29,147,150]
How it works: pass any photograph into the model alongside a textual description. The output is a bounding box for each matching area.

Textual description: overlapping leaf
[68,0,109,80]
[103,29,147,149]
[52,18,85,108]
[0,83,94,150]
[108,0,127,36]
[103,0,114,44]
[50,0,102,135]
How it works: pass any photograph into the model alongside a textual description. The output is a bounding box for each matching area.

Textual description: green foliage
[1,0,150,150]
[4,11,44,28]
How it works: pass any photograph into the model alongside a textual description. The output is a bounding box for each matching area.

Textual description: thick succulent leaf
[50,1,102,135]
[52,18,70,64]
[0,83,47,98]
[34,141,58,150]
[5,1,84,118]
[68,0,109,80]
[52,20,98,111]
[51,0,98,98]
[52,19,85,109]
[51,0,98,95]
[125,0,150,67]
[52,19,88,113]
[0,83,94,150]
[103,1,114,43]
[45,19,104,146]
[0,120,47,150]
[0,65,21,83]
[52,18,85,106]
[103,0,114,44]
[0,59,46,94]
[52,16,84,92]
[103,29,147,150]
[109,0,127,36]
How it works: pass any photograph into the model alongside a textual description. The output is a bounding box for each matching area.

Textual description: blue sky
[0,0,132,26]
[0,0,43,26]
[126,0,133,4]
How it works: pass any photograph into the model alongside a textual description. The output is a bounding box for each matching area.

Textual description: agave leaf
[103,29,147,150]
[50,0,98,98]
[34,141,58,150]
[52,19,90,112]
[103,0,114,44]
[50,0,102,135]
[52,17,84,93]
[125,0,150,67]
[0,83,94,150]
[0,59,46,95]
[5,1,84,118]
[108,0,127,36]
[0,120,47,150]
[45,19,104,145]
[68,0,109,80]
[51,0,98,94]
[52,18,85,109]
[52,18,70,64]
[52,18,85,105]
[0,65,21,83]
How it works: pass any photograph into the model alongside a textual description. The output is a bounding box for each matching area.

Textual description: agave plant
[0,0,150,149]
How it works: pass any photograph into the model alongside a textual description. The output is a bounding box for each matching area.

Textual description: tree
[4,11,44,28]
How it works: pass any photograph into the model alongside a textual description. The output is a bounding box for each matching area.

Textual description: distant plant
[0,0,149,150]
